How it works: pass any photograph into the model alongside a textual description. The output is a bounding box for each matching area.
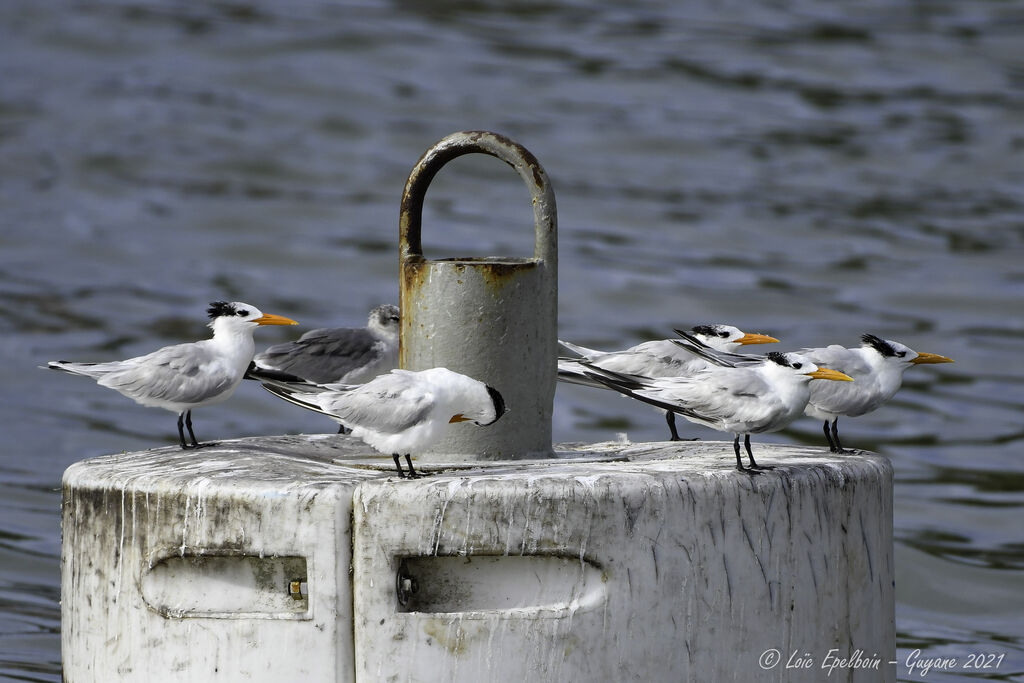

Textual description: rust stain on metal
[528,161,544,188]
[400,257,431,368]
[434,257,538,292]
[401,257,431,297]
[475,260,535,292]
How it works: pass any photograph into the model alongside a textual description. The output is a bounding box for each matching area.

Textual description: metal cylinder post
[399,131,557,460]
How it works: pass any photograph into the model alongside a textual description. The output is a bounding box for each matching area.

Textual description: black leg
[177,412,189,449]
[733,435,760,475]
[404,454,421,478]
[337,424,348,435]
[391,453,406,478]
[183,410,202,448]
[823,420,837,452]
[666,411,681,441]
[831,418,846,454]
[745,434,773,470]
[665,411,698,442]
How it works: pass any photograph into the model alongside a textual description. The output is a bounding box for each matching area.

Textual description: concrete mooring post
[61,132,896,682]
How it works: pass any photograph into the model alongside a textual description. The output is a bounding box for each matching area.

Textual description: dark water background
[2,1,1023,680]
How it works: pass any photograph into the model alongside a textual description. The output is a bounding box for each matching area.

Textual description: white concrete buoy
[61,438,894,682]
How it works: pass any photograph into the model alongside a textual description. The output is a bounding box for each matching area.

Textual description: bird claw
[736,466,763,476]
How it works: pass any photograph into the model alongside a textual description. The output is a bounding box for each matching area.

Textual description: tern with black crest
[558,324,779,440]
[582,333,853,472]
[45,301,298,449]
[802,334,954,453]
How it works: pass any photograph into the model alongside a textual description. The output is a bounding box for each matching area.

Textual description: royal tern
[262,367,506,478]
[558,324,779,440]
[253,304,399,384]
[45,301,298,449]
[801,334,954,453]
[582,335,853,472]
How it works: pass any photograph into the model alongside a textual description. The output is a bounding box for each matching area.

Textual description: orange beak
[253,313,299,326]
[737,332,780,345]
[807,367,854,382]
[911,352,954,365]
[449,414,471,423]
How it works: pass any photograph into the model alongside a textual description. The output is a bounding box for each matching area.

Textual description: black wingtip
[671,329,712,350]
[580,363,648,391]
[245,363,313,385]
[670,332,737,367]
[673,329,710,348]
[260,382,312,407]
[44,360,85,372]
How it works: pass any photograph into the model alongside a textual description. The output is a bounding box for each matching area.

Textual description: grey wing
[557,357,605,388]
[693,373,781,428]
[580,365,713,423]
[256,328,388,383]
[97,342,236,405]
[640,370,779,427]
[594,340,707,377]
[801,346,872,377]
[317,371,434,434]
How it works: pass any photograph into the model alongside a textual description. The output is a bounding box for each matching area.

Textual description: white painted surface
[354,441,895,682]
[61,435,376,683]
[62,436,894,682]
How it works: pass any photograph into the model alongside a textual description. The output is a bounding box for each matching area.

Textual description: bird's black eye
[718,331,728,337]
[792,362,802,369]
[236,309,249,317]
[897,351,906,358]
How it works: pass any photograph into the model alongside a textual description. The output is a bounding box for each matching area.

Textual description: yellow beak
[807,367,854,382]
[253,313,299,326]
[737,333,780,345]
[449,414,470,423]
[911,352,954,365]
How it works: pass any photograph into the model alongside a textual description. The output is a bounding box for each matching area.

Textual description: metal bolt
[288,579,307,601]
[396,561,418,607]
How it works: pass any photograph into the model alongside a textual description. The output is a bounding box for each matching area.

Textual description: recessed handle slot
[396,555,605,615]
[140,552,309,620]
